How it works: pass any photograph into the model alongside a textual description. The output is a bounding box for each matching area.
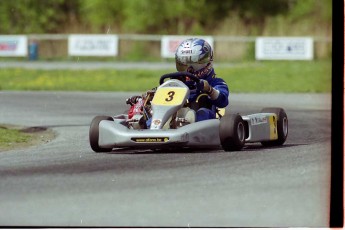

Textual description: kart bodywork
[89,72,288,152]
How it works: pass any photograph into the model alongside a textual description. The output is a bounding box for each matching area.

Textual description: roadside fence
[0,34,332,61]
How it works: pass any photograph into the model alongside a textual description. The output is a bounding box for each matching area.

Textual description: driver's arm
[201,79,229,108]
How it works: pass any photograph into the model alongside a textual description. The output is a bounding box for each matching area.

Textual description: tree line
[0,0,331,35]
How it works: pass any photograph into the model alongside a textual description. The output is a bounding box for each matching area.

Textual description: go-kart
[89,71,288,152]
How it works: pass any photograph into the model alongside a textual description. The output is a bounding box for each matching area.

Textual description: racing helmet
[175,38,214,78]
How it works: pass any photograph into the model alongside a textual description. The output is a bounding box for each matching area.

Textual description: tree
[0,0,81,34]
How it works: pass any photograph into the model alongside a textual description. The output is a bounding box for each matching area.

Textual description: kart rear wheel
[89,116,113,152]
[260,107,288,146]
[219,114,245,151]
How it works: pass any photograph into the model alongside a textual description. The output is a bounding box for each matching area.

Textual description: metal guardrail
[26,34,332,43]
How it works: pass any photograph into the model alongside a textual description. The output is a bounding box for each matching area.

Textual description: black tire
[89,116,113,152]
[219,114,246,151]
[260,107,288,146]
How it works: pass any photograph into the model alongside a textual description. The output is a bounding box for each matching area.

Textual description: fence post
[28,40,39,61]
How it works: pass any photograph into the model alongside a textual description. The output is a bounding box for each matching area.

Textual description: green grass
[219,60,331,93]
[0,60,331,93]
[0,127,31,149]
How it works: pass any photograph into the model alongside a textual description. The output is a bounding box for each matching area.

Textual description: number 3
[165,91,175,102]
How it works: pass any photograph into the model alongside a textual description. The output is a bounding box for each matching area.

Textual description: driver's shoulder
[207,75,227,85]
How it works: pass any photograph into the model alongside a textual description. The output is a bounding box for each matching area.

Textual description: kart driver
[126,38,229,126]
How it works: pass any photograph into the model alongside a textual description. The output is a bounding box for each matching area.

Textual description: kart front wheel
[89,116,113,152]
[219,114,246,151]
[260,107,288,146]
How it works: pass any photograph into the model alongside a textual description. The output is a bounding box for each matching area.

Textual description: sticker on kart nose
[131,137,169,143]
[152,88,187,106]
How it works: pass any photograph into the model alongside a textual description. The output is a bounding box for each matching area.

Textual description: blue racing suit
[188,68,229,121]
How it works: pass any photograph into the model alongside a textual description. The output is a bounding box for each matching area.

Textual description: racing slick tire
[219,114,245,151]
[89,116,113,152]
[260,107,288,146]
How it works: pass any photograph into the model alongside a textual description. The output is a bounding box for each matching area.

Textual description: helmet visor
[176,58,208,72]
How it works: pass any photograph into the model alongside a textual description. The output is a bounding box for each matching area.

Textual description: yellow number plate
[269,115,278,140]
[152,88,187,106]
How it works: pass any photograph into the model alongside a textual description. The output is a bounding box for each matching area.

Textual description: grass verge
[0,60,331,93]
[0,125,55,152]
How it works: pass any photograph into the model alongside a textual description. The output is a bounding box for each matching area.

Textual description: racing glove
[198,79,220,100]
[126,95,142,106]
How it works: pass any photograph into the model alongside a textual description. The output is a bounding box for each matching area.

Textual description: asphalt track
[0,90,331,227]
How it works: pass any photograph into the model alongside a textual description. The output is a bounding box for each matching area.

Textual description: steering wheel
[159,72,200,89]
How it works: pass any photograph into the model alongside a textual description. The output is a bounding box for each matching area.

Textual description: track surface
[0,91,331,227]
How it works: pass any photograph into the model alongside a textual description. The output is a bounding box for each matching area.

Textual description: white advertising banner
[255,37,314,60]
[0,35,28,57]
[68,34,118,56]
[161,35,214,58]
